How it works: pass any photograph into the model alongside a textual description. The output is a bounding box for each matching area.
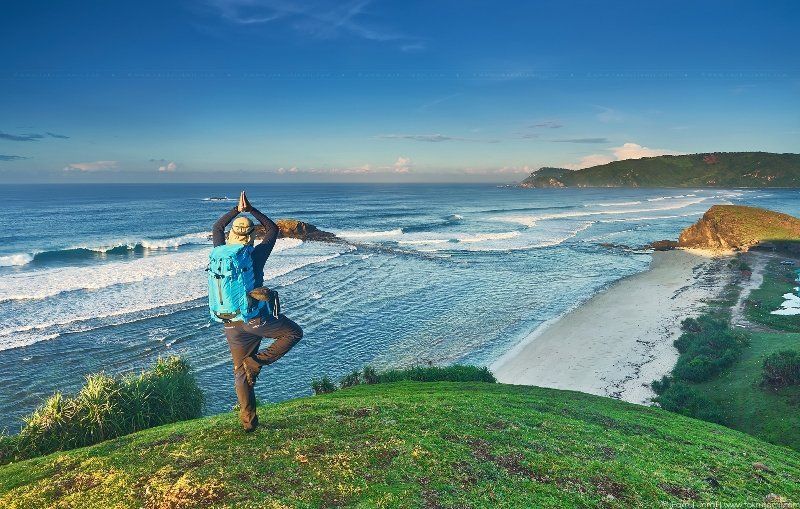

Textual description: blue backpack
[207,244,265,323]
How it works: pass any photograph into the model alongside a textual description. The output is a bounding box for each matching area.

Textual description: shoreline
[491,248,733,405]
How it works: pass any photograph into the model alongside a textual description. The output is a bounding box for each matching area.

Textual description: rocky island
[253,219,339,243]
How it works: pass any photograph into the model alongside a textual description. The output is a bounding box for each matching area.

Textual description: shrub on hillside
[762,350,800,388]
[312,365,496,394]
[373,365,496,384]
[339,370,363,389]
[652,377,724,424]
[2,356,202,465]
[672,315,749,382]
[311,376,337,395]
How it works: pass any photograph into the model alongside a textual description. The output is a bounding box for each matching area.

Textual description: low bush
[339,370,363,389]
[312,365,496,395]
[672,315,749,382]
[652,377,724,424]
[1,356,202,465]
[373,365,496,384]
[311,376,337,395]
[762,350,800,388]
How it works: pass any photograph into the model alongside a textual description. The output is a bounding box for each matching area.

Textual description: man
[211,191,303,432]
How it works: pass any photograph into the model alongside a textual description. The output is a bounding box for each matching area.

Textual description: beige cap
[227,216,254,245]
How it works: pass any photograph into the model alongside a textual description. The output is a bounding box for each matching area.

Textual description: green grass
[745,261,800,332]
[688,331,800,450]
[1,382,799,508]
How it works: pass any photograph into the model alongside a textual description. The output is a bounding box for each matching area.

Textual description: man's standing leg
[224,325,262,431]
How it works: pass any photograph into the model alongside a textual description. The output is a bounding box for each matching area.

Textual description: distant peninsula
[518,152,800,188]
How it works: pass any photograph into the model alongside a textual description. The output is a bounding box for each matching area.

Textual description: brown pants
[224,314,303,428]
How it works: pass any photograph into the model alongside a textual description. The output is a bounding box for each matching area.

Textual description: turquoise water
[1,184,798,430]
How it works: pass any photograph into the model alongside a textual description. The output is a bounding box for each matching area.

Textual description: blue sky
[0,0,798,183]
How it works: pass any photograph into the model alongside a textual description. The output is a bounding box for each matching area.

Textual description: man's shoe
[242,357,262,386]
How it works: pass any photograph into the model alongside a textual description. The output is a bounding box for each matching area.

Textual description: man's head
[227,216,254,245]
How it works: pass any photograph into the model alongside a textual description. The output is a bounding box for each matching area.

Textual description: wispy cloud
[271,156,413,175]
[208,0,422,47]
[0,131,44,142]
[567,154,615,169]
[274,165,372,175]
[461,165,537,176]
[158,161,178,172]
[552,137,609,144]
[0,155,30,161]
[531,121,563,129]
[595,106,623,123]
[0,131,69,141]
[565,142,683,169]
[416,93,460,113]
[393,156,412,173]
[612,142,681,160]
[378,133,499,143]
[63,160,118,172]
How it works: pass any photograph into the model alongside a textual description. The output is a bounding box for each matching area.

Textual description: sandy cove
[491,249,734,405]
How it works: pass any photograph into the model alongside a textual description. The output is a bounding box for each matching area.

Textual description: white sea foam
[398,239,450,246]
[491,215,537,228]
[456,231,520,243]
[336,228,404,239]
[0,241,341,351]
[491,197,708,226]
[647,194,686,202]
[139,232,210,249]
[586,201,642,207]
[0,253,35,267]
[69,232,211,252]
[598,212,697,223]
[0,237,301,303]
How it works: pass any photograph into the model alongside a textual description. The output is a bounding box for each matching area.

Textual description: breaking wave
[2,233,211,267]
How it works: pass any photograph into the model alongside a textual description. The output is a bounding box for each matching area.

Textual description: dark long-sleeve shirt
[212,206,279,287]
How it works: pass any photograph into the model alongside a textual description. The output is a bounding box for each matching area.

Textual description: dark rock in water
[678,205,800,251]
[648,240,678,251]
[599,242,631,250]
[254,219,339,243]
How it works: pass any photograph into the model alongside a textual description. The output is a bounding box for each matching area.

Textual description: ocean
[1,183,797,431]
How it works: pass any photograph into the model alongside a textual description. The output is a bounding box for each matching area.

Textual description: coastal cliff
[678,205,800,250]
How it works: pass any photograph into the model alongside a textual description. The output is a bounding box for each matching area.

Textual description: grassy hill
[518,152,800,188]
[678,205,800,250]
[1,382,799,508]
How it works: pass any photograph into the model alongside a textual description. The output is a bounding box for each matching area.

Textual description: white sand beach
[491,249,733,405]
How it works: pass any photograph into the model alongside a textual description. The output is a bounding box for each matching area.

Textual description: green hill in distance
[518,152,800,188]
[1,382,798,508]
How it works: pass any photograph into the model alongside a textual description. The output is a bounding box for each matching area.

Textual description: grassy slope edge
[1,382,798,508]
